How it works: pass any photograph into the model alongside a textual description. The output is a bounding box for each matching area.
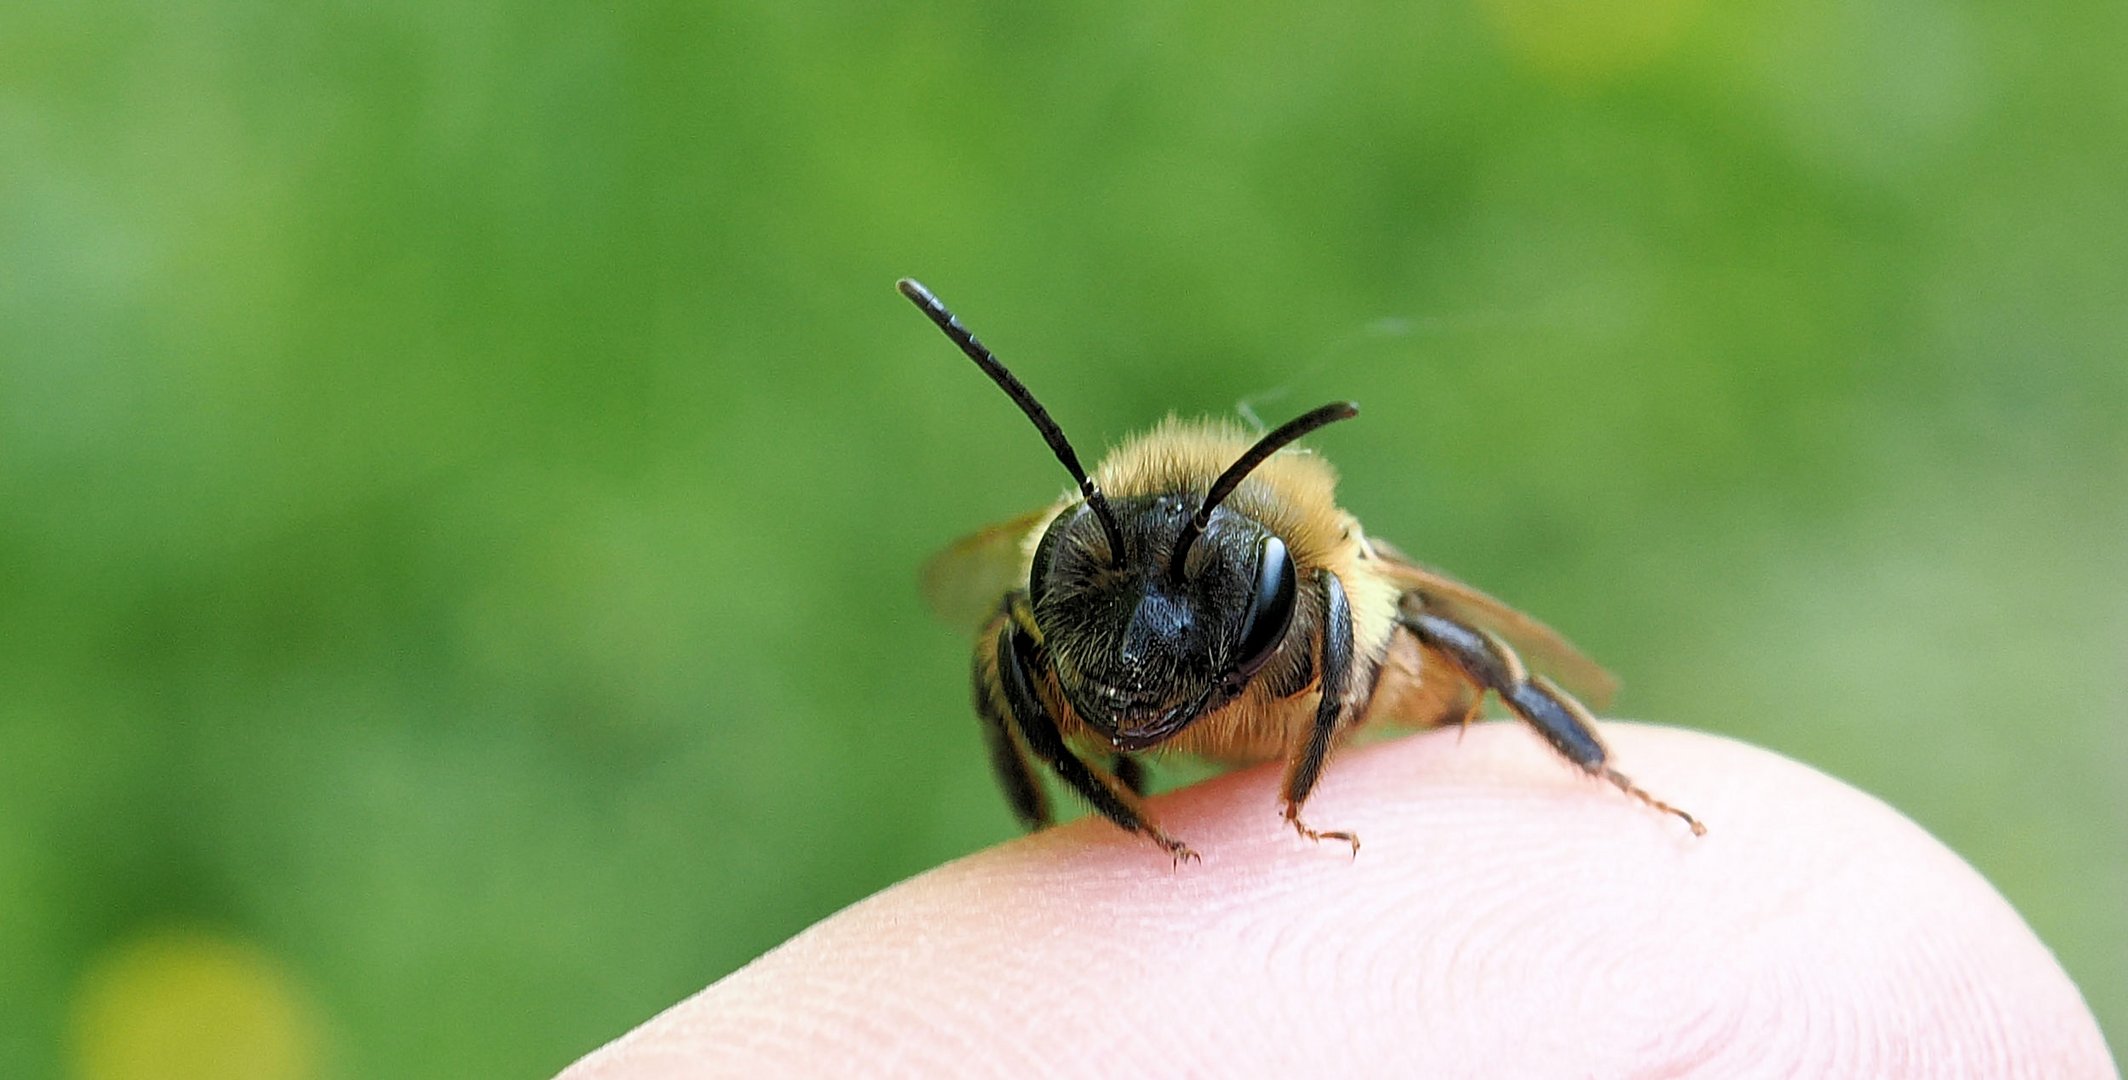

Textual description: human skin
[560,723,2114,1078]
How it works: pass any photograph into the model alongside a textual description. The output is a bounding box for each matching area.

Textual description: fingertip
[562,725,2116,1078]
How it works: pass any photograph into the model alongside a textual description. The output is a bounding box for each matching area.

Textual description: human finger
[562,723,2114,1078]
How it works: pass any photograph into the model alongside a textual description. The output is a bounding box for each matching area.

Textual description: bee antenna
[898,278,1130,563]
[1169,401,1358,580]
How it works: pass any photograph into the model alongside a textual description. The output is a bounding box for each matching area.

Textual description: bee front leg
[1398,607,1705,836]
[1279,570,1367,855]
[974,620,1050,831]
[1112,754,1148,797]
[997,625,1200,864]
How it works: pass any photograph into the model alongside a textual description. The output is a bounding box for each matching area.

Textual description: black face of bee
[1029,494,1299,750]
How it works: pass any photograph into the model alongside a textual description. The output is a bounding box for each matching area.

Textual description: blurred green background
[4,1,2123,1075]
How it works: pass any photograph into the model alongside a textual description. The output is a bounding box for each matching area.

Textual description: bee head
[1028,494,1299,749]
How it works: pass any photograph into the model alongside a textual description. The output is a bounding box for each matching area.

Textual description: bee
[902,279,1703,861]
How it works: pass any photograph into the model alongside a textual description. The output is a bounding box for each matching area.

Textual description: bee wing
[1370,539,1621,710]
[919,507,1051,633]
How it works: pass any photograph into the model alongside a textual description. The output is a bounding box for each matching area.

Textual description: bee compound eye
[1028,518,1063,610]
[1233,535,1297,675]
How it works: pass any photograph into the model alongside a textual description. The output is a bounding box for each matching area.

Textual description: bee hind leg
[1398,608,1705,836]
[996,624,1199,864]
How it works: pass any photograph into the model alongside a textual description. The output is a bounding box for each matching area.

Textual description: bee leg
[1279,570,1364,855]
[974,624,1051,830]
[1452,691,1483,744]
[997,625,1200,864]
[1112,754,1148,797]
[1399,609,1706,836]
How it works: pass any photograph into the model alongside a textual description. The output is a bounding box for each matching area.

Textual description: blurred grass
[3,0,2123,1075]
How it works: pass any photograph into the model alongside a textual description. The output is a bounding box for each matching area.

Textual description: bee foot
[1283,809,1360,856]
[1154,833,1201,866]
[1604,768,1708,837]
